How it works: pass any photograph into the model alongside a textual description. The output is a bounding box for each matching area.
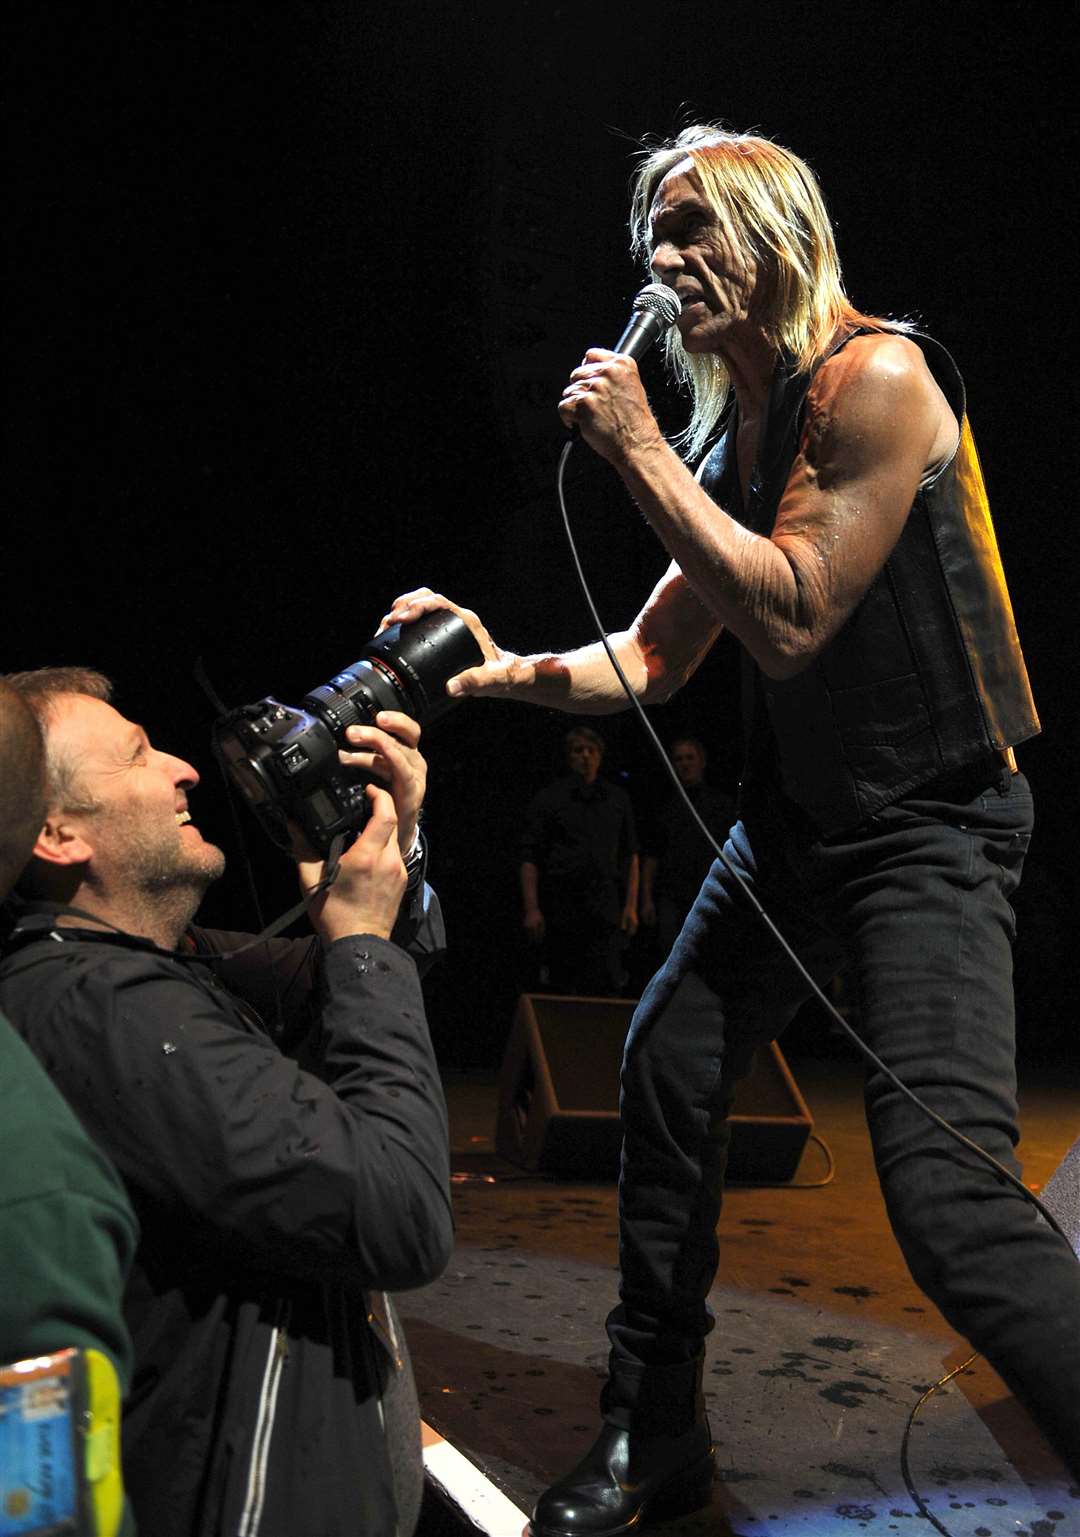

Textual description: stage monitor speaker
[1042,1134,1080,1258]
[495,993,813,1182]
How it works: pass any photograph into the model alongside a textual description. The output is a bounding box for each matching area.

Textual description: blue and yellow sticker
[0,1351,79,1535]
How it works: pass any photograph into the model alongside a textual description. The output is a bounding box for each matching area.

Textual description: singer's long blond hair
[630,125,901,459]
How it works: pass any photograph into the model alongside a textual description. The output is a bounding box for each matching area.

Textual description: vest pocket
[832,672,941,812]
[830,671,931,749]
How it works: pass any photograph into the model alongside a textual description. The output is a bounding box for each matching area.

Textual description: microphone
[562,283,681,446]
[612,283,682,361]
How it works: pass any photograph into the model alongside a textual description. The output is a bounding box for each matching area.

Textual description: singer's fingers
[568,358,613,380]
[444,659,512,699]
[383,592,500,672]
[444,663,488,698]
[378,587,438,631]
[562,374,597,399]
[567,353,640,389]
[558,394,591,432]
[559,382,596,411]
[382,589,453,627]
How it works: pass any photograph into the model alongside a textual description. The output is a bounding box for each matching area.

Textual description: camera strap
[208,832,347,961]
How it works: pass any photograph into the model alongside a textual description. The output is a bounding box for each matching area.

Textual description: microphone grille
[631,282,681,331]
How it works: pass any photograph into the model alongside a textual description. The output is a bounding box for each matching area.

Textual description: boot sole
[529,1451,715,1536]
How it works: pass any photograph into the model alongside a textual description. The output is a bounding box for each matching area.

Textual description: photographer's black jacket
[0,887,451,1537]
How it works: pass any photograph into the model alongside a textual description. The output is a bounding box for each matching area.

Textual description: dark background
[6,3,1075,1067]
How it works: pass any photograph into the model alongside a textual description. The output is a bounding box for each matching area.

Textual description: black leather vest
[697,333,1039,834]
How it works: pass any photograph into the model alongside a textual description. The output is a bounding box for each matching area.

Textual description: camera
[212,609,482,856]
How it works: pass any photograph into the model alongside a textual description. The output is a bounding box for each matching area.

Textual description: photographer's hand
[381,588,534,701]
[338,710,426,857]
[296,786,406,944]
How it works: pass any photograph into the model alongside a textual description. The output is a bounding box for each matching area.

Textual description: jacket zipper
[237,1300,291,1537]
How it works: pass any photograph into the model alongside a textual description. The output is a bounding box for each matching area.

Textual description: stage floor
[401,1053,1080,1536]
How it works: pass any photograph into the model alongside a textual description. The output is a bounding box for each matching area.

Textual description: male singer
[384,124,1080,1525]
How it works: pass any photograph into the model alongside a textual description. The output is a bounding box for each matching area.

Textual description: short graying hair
[1,667,114,814]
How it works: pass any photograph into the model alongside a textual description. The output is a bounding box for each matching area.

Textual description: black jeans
[605,769,1080,1470]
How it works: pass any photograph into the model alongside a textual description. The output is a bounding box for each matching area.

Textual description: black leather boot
[529,1418,714,1536]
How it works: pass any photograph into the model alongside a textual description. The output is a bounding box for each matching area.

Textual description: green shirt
[0,1012,138,1534]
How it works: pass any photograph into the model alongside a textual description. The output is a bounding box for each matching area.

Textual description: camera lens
[213,608,483,856]
[303,610,482,746]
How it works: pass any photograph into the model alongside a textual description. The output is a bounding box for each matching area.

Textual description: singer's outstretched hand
[558,348,666,466]
[378,590,533,701]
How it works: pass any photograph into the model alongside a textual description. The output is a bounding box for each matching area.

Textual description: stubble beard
[124,831,227,943]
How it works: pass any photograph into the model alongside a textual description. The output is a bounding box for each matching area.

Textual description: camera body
[213,609,482,856]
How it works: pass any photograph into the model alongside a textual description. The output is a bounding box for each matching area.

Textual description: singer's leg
[604,810,841,1415]
[530,807,842,1536]
[826,772,1080,1472]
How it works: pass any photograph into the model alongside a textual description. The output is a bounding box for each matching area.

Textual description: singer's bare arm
[381,563,720,714]
[560,333,958,679]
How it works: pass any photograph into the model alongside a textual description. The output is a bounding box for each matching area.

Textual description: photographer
[0,666,452,1537]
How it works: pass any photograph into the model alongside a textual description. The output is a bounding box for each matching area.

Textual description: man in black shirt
[520,725,639,995]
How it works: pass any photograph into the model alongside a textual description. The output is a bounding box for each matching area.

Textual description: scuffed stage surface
[399,1059,1079,1536]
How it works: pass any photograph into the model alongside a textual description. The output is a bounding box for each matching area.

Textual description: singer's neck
[721,329,777,421]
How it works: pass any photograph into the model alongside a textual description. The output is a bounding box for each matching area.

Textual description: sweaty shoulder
[804,332,958,482]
